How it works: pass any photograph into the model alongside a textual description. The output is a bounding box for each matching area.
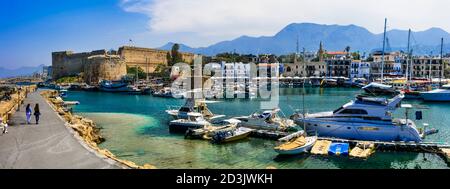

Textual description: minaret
[318,41,324,62]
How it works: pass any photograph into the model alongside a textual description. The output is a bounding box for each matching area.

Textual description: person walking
[1,116,8,134]
[34,103,41,125]
[25,104,32,124]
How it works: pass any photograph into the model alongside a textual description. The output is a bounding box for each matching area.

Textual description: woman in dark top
[34,104,41,125]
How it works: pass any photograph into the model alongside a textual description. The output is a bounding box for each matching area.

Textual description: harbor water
[65,88,450,169]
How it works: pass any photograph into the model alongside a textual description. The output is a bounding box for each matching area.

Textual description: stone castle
[52,46,196,84]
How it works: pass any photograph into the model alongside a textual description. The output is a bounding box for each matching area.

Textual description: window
[339,109,368,115]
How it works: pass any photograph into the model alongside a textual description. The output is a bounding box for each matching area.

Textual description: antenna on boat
[381,18,387,84]
[302,73,306,135]
[440,37,444,86]
[406,29,411,84]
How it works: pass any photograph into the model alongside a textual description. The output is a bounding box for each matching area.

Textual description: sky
[1,0,450,69]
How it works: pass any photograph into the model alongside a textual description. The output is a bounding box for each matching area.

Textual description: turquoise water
[65,88,450,169]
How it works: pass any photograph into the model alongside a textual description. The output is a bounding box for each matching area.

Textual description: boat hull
[223,132,252,143]
[420,92,450,101]
[295,119,422,142]
[274,136,317,155]
[169,122,205,133]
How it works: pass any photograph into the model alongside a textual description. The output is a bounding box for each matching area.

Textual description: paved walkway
[0,90,121,169]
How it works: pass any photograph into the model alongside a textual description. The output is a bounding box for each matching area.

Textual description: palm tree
[345,46,351,54]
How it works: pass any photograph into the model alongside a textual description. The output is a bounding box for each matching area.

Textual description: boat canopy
[362,82,392,89]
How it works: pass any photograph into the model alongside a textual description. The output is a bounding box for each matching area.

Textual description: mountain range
[159,23,450,56]
[0,64,46,79]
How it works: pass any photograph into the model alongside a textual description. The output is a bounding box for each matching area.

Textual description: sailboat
[420,38,450,101]
[400,29,427,99]
[363,18,395,95]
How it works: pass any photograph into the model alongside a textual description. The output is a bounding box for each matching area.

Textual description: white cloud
[120,0,450,47]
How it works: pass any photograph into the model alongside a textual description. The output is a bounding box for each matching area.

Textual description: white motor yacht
[233,108,296,131]
[166,98,225,120]
[420,84,450,101]
[169,112,211,133]
[291,94,422,142]
[362,82,395,95]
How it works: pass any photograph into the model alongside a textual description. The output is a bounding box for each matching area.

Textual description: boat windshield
[333,107,344,114]
[179,107,191,112]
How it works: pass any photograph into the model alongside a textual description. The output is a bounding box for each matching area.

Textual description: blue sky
[2,0,449,69]
[0,0,148,69]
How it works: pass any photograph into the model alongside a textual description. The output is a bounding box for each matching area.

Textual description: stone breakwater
[0,85,37,123]
[41,90,156,169]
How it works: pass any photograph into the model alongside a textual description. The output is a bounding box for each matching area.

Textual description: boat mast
[429,51,433,82]
[135,65,138,84]
[146,56,149,82]
[440,38,444,86]
[302,72,306,134]
[381,18,387,84]
[406,29,411,83]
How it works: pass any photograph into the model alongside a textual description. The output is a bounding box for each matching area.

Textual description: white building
[350,61,371,79]
[221,62,252,78]
[257,63,280,78]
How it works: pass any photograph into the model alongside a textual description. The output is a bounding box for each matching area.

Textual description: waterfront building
[282,61,326,77]
[258,63,280,78]
[350,61,371,79]
[370,51,403,78]
[221,62,251,78]
[404,56,449,78]
[325,59,351,78]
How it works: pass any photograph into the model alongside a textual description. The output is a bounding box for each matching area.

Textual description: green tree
[352,52,361,60]
[269,54,278,63]
[445,67,450,78]
[170,43,183,66]
[345,46,351,53]
[154,64,170,78]
[166,52,172,65]
[127,66,146,79]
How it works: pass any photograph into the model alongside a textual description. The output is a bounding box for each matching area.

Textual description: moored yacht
[166,98,225,120]
[420,84,450,101]
[291,94,423,142]
[169,112,210,133]
[362,82,395,95]
[99,80,138,93]
[233,108,296,132]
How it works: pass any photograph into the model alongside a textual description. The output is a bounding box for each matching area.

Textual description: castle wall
[118,46,195,73]
[83,55,127,84]
[52,46,196,83]
[52,50,107,79]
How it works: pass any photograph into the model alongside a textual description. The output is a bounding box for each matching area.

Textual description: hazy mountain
[0,64,46,78]
[159,23,450,56]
